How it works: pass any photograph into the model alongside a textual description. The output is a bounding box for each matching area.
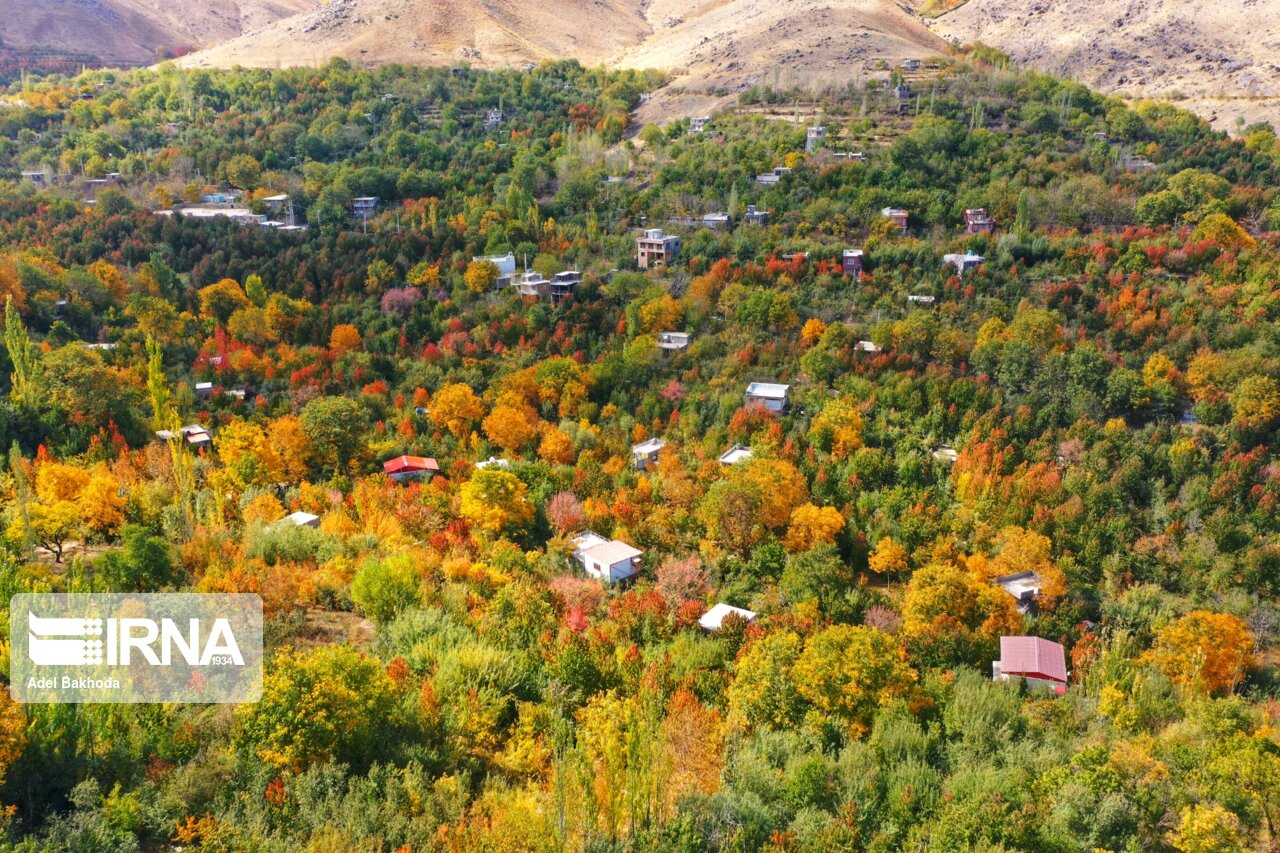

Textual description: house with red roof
[993,635,1068,694]
[383,455,440,483]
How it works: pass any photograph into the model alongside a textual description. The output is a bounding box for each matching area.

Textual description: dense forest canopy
[0,50,1277,851]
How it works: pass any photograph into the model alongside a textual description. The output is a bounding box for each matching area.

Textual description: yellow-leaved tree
[459,469,534,534]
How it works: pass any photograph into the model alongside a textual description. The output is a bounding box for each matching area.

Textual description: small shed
[994,636,1068,693]
[657,332,689,351]
[855,340,881,354]
[631,438,667,470]
[573,531,642,583]
[995,570,1042,614]
[194,381,213,397]
[384,455,440,483]
[745,382,791,412]
[699,603,757,631]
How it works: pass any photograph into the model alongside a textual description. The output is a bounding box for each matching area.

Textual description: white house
[755,167,792,186]
[855,340,881,354]
[699,603,757,631]
[476,456,511,470]
[631,438,667,470]
[657,331,689,351]
[473,252,517,286]
[572,531,642,583]
[943,251,985,276]
[718,444,754,465]
[745,382,791,412]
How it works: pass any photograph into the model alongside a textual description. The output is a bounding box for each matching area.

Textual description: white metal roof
[746,382,790,399]
[699,603,757,630]
[583,540,642,565]
[632,438,667,455]
[718,445,754,465]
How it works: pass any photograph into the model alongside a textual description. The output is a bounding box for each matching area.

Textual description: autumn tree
[198,279,251,325]
[0,692,25,788]
[654,555,710,609]
[809,397,865,459]
[868,537,909,579]
[901,561,1022,666]
[1143,611,1255,694]
[459,469,534,534]
[793,624,921,737]
[727,631,805,732]
[784,503,844,553]
[235,645,402,772]
[538,426,577,465]
[464,259,499,293]
[739,457,809,529]
[483,405,539,453]
[329,324,362,355]
[224,153,262,190]
[1231,375,1280,435]
[430,383,487,440]
[546,491,586,535]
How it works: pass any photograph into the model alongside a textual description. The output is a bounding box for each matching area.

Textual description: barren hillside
[929,0,1280,130]
[613,0,946,91]
[0,0,315,66]
[178,0,947,110]
[177,0,652,69]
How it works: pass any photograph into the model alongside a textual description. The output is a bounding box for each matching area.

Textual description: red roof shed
[383,455,440,475]
[998,636,1068,684]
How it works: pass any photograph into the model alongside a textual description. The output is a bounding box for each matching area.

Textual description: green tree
[351,556,421,624]
[95,525,175,591]
[225,153,262,190]
[300,396,369,473]
[4,297,40,411]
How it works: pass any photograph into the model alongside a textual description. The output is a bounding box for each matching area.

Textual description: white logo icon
[28,613,104,666]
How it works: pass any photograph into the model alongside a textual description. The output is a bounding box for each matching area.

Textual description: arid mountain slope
[0,0,316,66]
[178,0,947,98]
[613,0,947,91]
[177,0,653,69]
[929,0,1280,130]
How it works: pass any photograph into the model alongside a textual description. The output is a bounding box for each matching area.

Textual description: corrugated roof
[999,636,1067,683]
[583,540,642,565]
[383,455,439,474]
